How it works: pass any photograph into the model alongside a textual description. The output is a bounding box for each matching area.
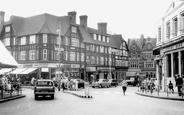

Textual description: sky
[0,0,174,41]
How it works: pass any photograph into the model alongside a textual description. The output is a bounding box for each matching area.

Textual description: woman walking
[121,79,128,95]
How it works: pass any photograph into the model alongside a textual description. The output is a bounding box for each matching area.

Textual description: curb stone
[63,91,92,98]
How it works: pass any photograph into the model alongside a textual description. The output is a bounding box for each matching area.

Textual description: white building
[153,1,184,90]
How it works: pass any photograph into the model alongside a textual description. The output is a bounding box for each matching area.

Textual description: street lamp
[55,22,64,90]
[109,48,116,79]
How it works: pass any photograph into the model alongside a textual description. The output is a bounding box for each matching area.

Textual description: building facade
[0,11,128,82]
[127,35,156,79]
[153,1,184,90]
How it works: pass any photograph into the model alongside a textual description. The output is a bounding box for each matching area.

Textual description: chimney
[79,15,88,29]
[68,11,77,24]
[0,11,5,26]
[97,22,107,33]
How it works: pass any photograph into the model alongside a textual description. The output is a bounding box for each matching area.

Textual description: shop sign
[86,67,96,71]
[165,42,184,52]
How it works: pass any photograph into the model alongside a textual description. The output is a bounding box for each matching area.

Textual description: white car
[91,79,111,88]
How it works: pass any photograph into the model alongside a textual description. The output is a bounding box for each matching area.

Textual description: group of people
[138,78,156,93]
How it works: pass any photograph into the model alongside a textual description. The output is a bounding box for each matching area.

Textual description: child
[168,81,174,94]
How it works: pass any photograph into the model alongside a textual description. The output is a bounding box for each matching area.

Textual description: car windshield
[36,81,53,86]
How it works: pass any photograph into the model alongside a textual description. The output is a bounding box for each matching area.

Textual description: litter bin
[85,82,90,97]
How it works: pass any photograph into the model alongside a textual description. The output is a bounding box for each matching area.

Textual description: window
[19,51,26,60]
[43,49,47,60]
[90,44,95,51]
[100,57,104,65]
[91,56,95,64]
[98,35,101,41]
[158,27,161,42]
[81,42,84,48]
[100,46,104,53]
[86,45,89,50]
[145,61,154,68]
[77,52,79,61]
[3,37,10,46]
[13,37,16,45]
[43,34,47,43]
[123,50,128,57]
[107,37,109,43]
[29,50,35,60]
[81,53,84,62]
[93,34,97,40]
[30,35,36,44]
[5,26,10,32]
[180,13,184,33]
[65,51,68,61]
[96,56,99,65]
[71,26,77,33]
[166,22,170,39]
[103,36,106,42]
[20,37,26,45]
[65,37,68,46]
[130,61,139,68]
[70,52,75,61]
[173,17,178,36]
[71,38,79,47]
[96,46,99,52]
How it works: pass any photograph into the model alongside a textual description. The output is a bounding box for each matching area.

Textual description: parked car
[91,79,111,88]
[126,77,137,86]
[109,79,118,87]
[34,79,55,100]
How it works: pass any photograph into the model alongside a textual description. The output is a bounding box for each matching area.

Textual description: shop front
[96,67,115,80]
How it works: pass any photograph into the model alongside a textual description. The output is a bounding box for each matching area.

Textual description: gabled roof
[6,13,70,36]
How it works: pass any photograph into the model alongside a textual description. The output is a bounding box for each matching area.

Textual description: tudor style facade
[0,11,128,82]
[127,35,156,79]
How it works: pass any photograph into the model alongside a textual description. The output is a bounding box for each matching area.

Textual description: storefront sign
[86,67,96,71]
[165,42,184,52]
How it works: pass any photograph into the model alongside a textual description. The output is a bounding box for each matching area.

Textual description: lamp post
[55,22,64,90]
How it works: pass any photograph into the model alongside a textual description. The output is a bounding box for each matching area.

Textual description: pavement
[135,90,184,101]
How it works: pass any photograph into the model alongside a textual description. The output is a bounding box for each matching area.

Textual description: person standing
[168,81,174,94]
[121,79,128,95]
[175,75,183,96]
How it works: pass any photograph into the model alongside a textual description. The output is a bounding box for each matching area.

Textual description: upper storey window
[107,37,109,43]
[166,22,170,39]
[158,27,161,42]
[102,36,106,42]
[30,35,36,44]
[5,26,10,32]
[98,35,101,41]
[20,37,26,45]
[93,34,97,40]
[43,34,47,43]
[71,38,79,47]
[173,17,178,37]
[71,26,77,33]
[180,13,184,34]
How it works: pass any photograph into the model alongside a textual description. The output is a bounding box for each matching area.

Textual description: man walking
[121,79,128,95]
[175,75,183,96]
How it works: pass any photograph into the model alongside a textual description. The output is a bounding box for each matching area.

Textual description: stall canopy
[19,68,37,74]
[0,41,18,68]
[10,68,28,74]
[0,68,12,74]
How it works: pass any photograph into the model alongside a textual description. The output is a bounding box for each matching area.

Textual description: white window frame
[20,51,26,60]
[5,26,10,32]
[71,38,79,47]
[43,49,47,60]
[20,37,26,45]
[77,52,79,61]
[43,34,47,43]
[70,52,75,61]
[71,26,77,33]
[3,37,10,46]
[98,35,101,41]
[107,37,109,43]
[81,53,84,62]
[93,34,97,40]
[30,35,36,44]
[65,37,68,46]
[29,50,35,60]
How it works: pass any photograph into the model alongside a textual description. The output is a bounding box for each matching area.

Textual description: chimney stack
[97,22,107,33]
[80,15,88,29]
[0,11,5,26]
[68,11,77,24]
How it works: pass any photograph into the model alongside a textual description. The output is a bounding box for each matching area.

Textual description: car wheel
[51,94,54,99]
[35,94,38,100]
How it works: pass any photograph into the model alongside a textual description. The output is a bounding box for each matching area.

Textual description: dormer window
[98,35,101,41]
[5,26,10,32]
[103,36,106,42]
[93,34,97,40]
[71,26,77,33]
[107,37,109,43]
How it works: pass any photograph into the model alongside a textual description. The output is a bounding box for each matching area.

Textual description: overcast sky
[1,0,173,41]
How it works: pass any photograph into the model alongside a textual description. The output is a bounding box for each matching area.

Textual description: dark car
[109,79,118,87]
[34,79,55,100]
[71,78,85,89]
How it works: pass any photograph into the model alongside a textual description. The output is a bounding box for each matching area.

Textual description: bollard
[85,82,90,97]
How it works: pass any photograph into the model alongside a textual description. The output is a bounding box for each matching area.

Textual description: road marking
[104,92,110,94]
[93,91,99,93]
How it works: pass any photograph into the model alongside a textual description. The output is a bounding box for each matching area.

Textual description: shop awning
[10,68,28,74]
[19,68,38,74]
[0,68,12,74]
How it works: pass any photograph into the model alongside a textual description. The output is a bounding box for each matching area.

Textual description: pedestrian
[121,79,128,95]
[175,75,183,96]
[168,81,174,94]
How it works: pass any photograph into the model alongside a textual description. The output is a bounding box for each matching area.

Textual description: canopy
[0,68,12,74]
[10,68,28,74]
[19,68,37,74]
[0,41,18,68]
